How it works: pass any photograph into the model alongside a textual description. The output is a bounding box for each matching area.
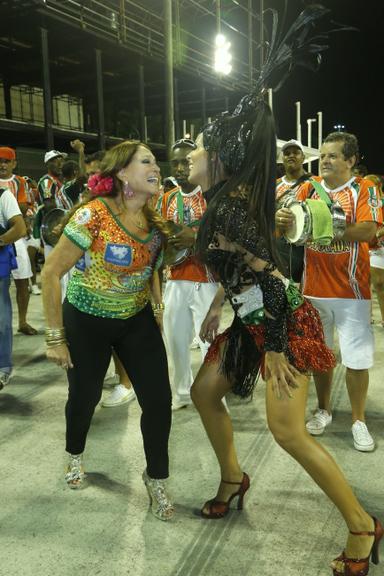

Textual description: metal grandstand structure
[34,0,262,91]
[0,0,320,174]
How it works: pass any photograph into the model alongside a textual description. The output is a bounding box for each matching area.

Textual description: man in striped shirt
[276,132,381,451]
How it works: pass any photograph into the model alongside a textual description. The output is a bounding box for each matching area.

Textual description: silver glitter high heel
[142,470,174,521]
[65,454,85,489]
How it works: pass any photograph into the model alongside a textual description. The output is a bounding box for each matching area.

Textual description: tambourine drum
[41,208,65,247]
[163,221,192,267]
[283,199,312,245]
[163,246,191,267]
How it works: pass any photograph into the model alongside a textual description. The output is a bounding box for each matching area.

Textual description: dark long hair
[196,100,277,262]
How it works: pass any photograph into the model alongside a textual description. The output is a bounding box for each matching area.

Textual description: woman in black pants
[42,140,173,521]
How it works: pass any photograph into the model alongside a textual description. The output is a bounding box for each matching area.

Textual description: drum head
[163,247,190,267]
[284,202,306,243]
[41,208,65,246]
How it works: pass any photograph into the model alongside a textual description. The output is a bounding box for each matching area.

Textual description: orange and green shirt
[0,175,29,205]
[158,185,213,282]
[297,176,382,299]
[64,198,163,319]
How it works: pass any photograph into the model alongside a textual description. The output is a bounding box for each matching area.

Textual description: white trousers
[163,280,219,403]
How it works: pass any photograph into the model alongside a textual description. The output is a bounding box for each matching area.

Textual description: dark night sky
[268,0,384,173]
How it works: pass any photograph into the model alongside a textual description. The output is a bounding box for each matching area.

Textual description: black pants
[63,301,172,479]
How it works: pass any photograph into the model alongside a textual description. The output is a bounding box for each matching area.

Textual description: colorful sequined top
[63,198,163,319]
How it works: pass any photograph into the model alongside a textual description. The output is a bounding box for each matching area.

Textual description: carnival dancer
[41,140,174,521]
[188,5,383,575]
[159,138,219,410]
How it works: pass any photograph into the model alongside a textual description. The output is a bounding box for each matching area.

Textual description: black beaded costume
[202,191,335,398]
[194,4,350,396]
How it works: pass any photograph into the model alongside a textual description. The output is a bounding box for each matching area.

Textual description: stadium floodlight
[214,34,232,75]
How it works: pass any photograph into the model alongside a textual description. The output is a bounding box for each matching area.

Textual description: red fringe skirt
[205,298,336,380]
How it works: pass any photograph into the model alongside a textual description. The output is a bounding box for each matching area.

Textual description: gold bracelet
[152,303,164,311]
[45,327,65,338]
[46,340,67,348]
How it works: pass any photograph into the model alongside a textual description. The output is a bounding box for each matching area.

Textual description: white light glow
[214,34,232,75]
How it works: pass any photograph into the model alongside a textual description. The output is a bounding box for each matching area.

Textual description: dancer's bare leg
[265,373,374,567]
[191,354,243,505]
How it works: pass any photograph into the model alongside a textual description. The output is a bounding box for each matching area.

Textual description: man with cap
[38,149,67,210]
[34,149,67,264]
[0,147,37,335]
[275,140,311,281]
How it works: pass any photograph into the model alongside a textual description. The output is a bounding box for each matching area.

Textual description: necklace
[112,199,148,231]
[125,211,148,231]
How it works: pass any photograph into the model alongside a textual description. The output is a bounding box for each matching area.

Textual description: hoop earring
[123,181,134,198]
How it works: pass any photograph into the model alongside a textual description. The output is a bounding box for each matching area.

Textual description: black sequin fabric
[206,194,289,353]
[202,192,335,397]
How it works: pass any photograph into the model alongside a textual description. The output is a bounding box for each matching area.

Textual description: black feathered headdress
[203,3,355,175]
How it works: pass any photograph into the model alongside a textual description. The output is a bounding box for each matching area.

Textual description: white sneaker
[31,284,41,295]
[306,409,332,436]
[171,399,190,411]
[101,384,136,407]
[351,420,375,452]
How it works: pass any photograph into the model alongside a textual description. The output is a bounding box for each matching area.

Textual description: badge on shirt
[74,207,92,225]
[75,255,86,271]
[104,243,132,267]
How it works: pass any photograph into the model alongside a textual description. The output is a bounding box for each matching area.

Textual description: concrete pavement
[0,282,383,576]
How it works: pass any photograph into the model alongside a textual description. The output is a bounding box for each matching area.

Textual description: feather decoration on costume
[256,3,356,94]
[203,3,356,174]
[197,4,355,398]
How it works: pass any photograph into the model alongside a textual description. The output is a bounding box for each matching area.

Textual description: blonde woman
[42,141,173,521]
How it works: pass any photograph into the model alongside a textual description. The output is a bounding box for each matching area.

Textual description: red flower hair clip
[87,173,114,196]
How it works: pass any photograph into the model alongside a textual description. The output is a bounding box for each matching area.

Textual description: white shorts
[25,235,41,250]
[307,297,374,370]
[11,238,32,280]
[370,247,384,270]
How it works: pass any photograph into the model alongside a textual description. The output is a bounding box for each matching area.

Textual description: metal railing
[37,0,260,92]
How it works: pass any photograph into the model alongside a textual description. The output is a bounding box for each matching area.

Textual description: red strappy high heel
[201,472,250,519]
[332,516,384,575]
